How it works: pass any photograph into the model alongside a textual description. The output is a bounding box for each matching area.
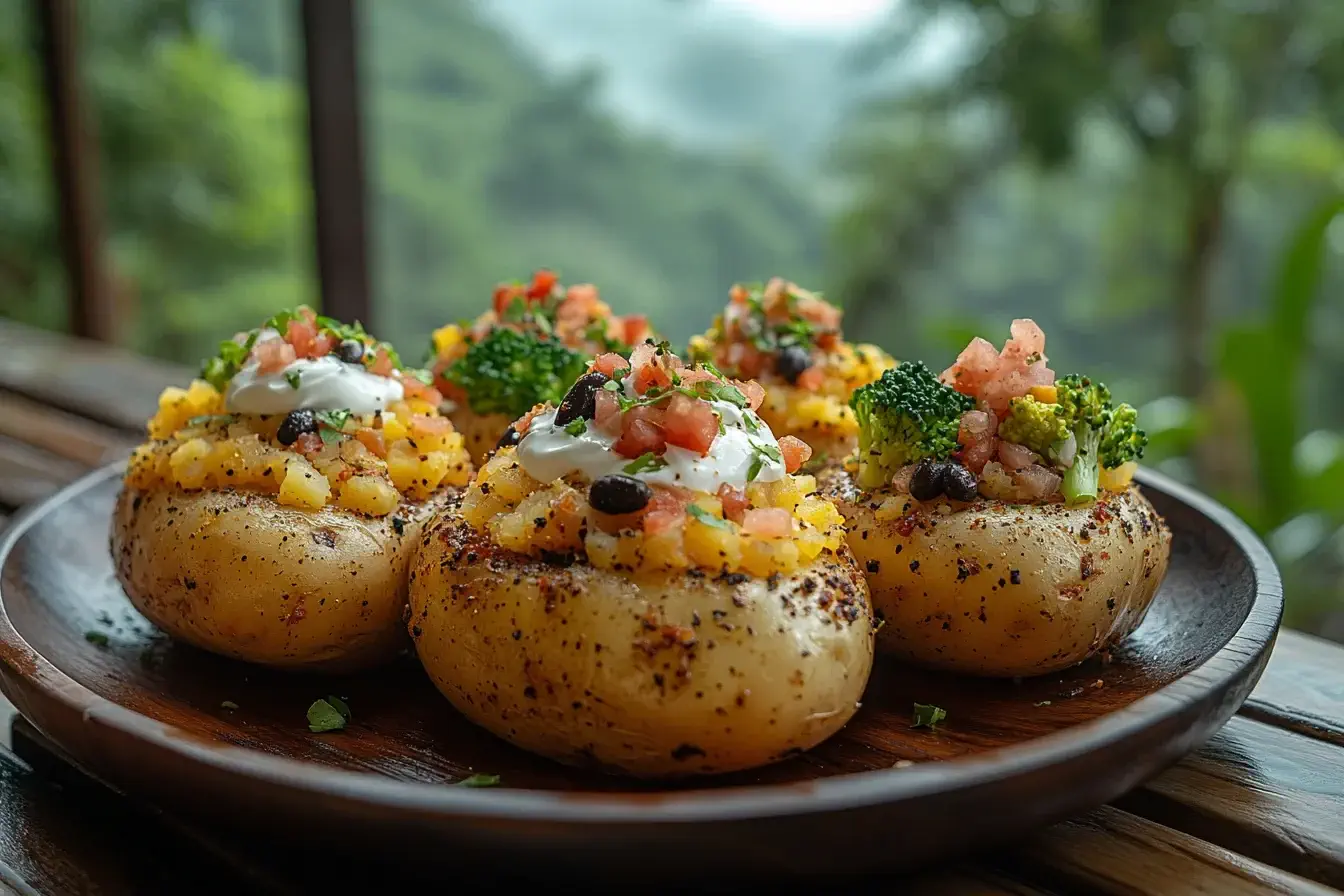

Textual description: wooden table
[0,318,1340,895]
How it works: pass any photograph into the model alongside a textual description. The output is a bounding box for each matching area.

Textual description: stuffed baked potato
[410,344,875,776]
[112,307,472,671]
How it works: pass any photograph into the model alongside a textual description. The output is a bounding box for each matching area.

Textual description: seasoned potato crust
[409,513,875,777]
[113,485,455,671]
[824,470,1171,677]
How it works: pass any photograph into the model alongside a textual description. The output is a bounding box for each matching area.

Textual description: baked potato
[409,513,873,777]
[429,269,657,465]
[112,306,472,671]
[687,277,894,463]
[824,471,1170,677]
[834,319,1172,677]
[113,486,454,671]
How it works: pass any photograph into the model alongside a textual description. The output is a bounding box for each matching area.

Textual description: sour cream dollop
[225,330,404,416]
[516,389,786,493]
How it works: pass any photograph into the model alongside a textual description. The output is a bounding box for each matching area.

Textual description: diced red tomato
[526,269,558,301]
[717,484,749,523]
[741,507,794,538]
[815,332,838,351]
[516,404,548,436]
[612,406,665,459]
[400,373,443,405]
[621,315,651,347]
[676,367,717,388]
[369,347,395,377]
[795,366,825,392]
[298,306,317,326]
[254,340,296,374]
[778,436,812,473]
[493,284,522,315]
[293,432,323,457]
[355,428,386,458]
[592,353,629,378]
[285,319,319,357]
[797,295,842,330]
[662,394,717,456]
[633,361,673,395]
[729,284,750,306]
[736,379,766,411]
[643,487,688,535]
[594,389,622,435]
[628,342,656,372]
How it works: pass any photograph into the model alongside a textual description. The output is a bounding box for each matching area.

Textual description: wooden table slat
[1240,630,1344,748]
[0,435,86,511]
[0,392,134,468]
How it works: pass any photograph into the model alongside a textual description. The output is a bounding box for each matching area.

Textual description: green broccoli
[1054,375,1147,505]
[444,328,588,419]
[849,361,975,489]
[998,396,1070,456]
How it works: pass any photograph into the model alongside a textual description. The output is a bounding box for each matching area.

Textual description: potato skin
[112,485,457,672]
[408,514,875,777]
[824,471,1171,677]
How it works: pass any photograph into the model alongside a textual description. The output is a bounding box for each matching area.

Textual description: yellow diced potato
[796,495,842,531]
[585,530,620,570]
[642,529,688,571]
[1030,384,1058,404]
[168,438,213,489]
[381,415,410,443]
[277,457,330,510]
[1100,461,1138,492]
[337,475,400,516]
[684,517,741,571]
[432,323,463,356]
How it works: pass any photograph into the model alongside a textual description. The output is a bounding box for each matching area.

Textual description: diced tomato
[285,319,320,358]
[354,428,386,458]
[778,436,813,473]
[400,373,443,405]
[741,507,794,538]
[516,403,548,436]
[370,347,395,377]
[298,306,317,326]
[313,333,335,357]
[643,487,688,535]
[293,432,324,457]
[662,394,718,456]
[492,284,522,315]
[726,343,766,379]
[254,339,297,374]
[736,379,766,411]
[527,269,558,301]
[815,332,838,351]
[621,315,650,347]
[795,366,825,392]
[592,353,629,379]
[717,484,749,523]
[676,367,717,388]
[613,405,666,459]
[628,342,656,372]
[633,361,673,395]
[729,284,750,306]
[797,295,841,330]
[410,414,452,439]
[594,389,622,435]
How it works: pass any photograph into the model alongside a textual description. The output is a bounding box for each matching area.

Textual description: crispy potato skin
[111,485,457,672]
[823,471,1171,677]
[408,514,875,777]
[447,407,513,467]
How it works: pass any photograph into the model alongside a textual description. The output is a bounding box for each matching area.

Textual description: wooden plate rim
[0,463,1283,824]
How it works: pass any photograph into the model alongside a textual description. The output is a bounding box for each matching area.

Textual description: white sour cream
[224,330,404,416]
[516,384,787,492]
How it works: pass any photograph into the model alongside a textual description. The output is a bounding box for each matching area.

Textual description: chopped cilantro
[742,413,760,434]
[458,774,501,788]
[699,381,748,408]
[754,441,782,462]
[564,418,587,437]
[221,700,239,710]
[911,703,947,729]
[405,367,435,387]
[623,452,668,475]
[307,697,349,733]
[84,631,109,647]
[688,504,733,530]
[186,414,237,428]
[315,409,353,432]
[326,695,352,721]
[746,439,781,481]
[284,370,301,389]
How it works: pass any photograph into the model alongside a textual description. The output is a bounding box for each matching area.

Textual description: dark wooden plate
[0,465,1281,881]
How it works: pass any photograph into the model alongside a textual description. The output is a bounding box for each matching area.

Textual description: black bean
[496,425,521,450]
[554,371,609,426]
[943,462,980,502]
[335,339,365,363]
[277,409,318,446]
[908,459,946,501]
[588,474,653,515]
[776,345,814,385]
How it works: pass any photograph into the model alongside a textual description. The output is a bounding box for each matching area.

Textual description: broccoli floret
[1100,402,1147,469]
[849,361,975,489]
[445,328,588,419]
[998,396,1070,456]
[1054,375,1147,504]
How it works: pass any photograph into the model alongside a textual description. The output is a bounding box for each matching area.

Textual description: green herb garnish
[84,631,109,647]
[458,774,501,788]
[221,700,239,710]
[699,381,748,409]
[688,504,733,530]
[315,409,353,432]
[564,418,587,437]
[285,370,301,390]
[307,697,350,733]
[186,414,237,428]
[911,703,947,729]
[623,452,668,475]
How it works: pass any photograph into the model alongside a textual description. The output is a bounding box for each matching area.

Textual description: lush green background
[1,0,1341,636]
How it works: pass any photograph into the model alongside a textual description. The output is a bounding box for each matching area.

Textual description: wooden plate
[0,465,1281,881]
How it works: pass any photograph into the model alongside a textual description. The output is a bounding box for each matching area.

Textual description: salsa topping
[431,270,655,418]
[691,277,841,387]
